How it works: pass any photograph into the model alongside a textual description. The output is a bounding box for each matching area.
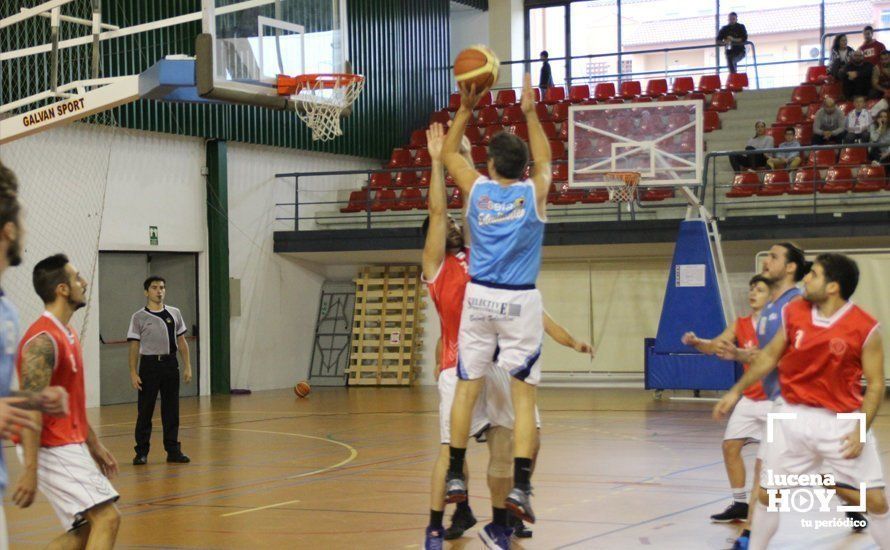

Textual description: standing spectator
[870,109,890,163]
[538,51,554,95]
[729,120,773,172]
[128,276,192,465]
[840,50,876,100]
[717,12,748,74]
[767,127,802,170]
[858,25,886,65]
[812,97,847,145]
[845,95,872,143]
[870,50,890,115]
[828,34,855,81]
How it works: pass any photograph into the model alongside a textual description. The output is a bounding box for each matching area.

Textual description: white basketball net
[290,76,365,142]
[604,172,640,203]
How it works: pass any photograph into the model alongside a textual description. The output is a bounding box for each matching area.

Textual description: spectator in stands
[729,120,773,172]
[767,127,802,170]
[538,51,554,94]
[812,97,847,145]
[845,95,873,143]
[717,12,748,74]
[840,50,876,100]
[828,34,854,81]
[869,109,890,163]
[870,50,890,115]
[858,25,886,65]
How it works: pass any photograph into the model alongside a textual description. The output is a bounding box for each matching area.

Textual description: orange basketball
[454,45,500,92]
[294,381,311,398]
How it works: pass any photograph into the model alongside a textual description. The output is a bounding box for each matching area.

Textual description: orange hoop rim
[294,73,365,89]
[603,171,641,187]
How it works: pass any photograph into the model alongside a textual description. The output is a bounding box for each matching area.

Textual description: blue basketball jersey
[0,292,19,492]
[757,286,802,399]
[466,178,545,287]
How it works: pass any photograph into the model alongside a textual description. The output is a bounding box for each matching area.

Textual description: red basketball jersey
[780,299,880,413]
[426,249,470,371]
[735,315,767,401]
[14,313,88,447]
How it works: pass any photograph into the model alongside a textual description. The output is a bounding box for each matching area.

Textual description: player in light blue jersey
[440,73,551,536]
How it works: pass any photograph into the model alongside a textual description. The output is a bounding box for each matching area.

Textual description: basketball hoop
[277,73,365,141]
[604,171,640,203]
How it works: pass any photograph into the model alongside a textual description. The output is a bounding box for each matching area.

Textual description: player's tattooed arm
[20,334,55,392]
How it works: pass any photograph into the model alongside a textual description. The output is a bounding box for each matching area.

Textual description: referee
[128,276,192,465]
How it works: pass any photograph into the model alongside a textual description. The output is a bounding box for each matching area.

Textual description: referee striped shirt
[127,306,187,356]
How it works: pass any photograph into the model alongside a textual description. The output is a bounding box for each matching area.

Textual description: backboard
[568,100,704,188]
[199,0,348,106]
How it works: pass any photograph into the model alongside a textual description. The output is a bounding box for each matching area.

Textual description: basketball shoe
[711,501,748,522]
[479,522,512,550]
[505,486,535,523]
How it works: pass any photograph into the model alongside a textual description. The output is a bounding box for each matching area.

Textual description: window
[569,1,617,85]
[529,5,566,86]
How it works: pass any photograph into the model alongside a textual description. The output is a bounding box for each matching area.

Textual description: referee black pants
[134,355,181,456]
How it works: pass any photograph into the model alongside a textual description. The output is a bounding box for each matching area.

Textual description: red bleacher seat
[481,124,505,145]
[775,105,804,125]
[552,102,569,122]
[725,73,748,92]
[501,105,523,125]
[546,183,559,204]
[795,123,813,145]
[632,96,652,103]
[790,85,819,106]
[703,110,721,132]
[543,87,566,104]
[808,148,837,167]
[582,188,609,203]
[550,140,567,160]
[447,93,460,112]
[819,82,843,101]
[569,85,590,103]
[727,172,760,197]
[509,123,529,141]
[417,170,431,187]
[756,170,791,196]
[374,189,396,211]
[464,125,483,145]
[476,106,500,126]
[640,113,667,134]
[668,111,692,127]
[855,164,886,192]
[430,110,451,125]
[839,147,868,166]
[805,65,829,85]
[541,121,558,140]
[709,90,736,112]
[687,91,706,102]
[474,92,492,109]
[470,146,487,165]
[639,187,675,201]
[657,94,679,102]
[645,79,668,97]
[620,81,642,99]
[594,82,616,100]
[413,149,432,167]
[392,187,423,210]
[552,163,569,182]
[558,123,568,141]
[447,188,463,209]
[535,102,555,122]
[495,89,517,107]
[822,166,854,193]
[370,172,393,189]
[606,97,625,104]
[395,169,417,187]
[789,167,822,194]
[386,149,412,168]
[552,183,586,205]
[408,130,427,150]
[341,190,369,213]
[697,75,722,93]
[838,101,853,115]
[672,77,694,96]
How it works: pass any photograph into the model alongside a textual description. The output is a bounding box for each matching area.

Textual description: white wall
[450,2,490,66]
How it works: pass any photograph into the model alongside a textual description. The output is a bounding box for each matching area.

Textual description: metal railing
[820,27,890,65]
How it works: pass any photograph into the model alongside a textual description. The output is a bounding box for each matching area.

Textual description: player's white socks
[869,508,890,547]
[732,487,747,504]
[748,502,779,550]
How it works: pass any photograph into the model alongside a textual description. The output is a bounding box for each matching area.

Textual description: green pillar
[206,139,231,394]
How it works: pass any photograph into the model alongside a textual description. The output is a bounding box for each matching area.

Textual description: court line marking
[211,426,358,517]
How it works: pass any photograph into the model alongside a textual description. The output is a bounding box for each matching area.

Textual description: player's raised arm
[443,84,485,195]
[422,123,449,280]
[713,329,786,420]
[543,311,593,356]
[521,73,552,217]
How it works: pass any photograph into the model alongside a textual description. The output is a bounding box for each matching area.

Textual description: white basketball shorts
[17,443,119,530]
[438,368,490,444]
[483,365,542,430]
[760,401,885,490]
[457,282,544,385]
[724,396,774,442]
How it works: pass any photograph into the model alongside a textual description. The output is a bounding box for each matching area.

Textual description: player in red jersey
[13,254,121,549]
[683,274,771,526]
[714,253,889,548]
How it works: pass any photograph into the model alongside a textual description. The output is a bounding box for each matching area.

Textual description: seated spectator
[870,109,890,163]
[845,95,873,143]
[840,50,877,100]
[870,50,890,115]
[767,127,802,170]
[812,97,847,145]
[858,25,886,65]
[729,120,773,172]
[829,34,854,80]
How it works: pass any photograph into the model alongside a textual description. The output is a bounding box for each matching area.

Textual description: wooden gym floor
[4,386,888,549]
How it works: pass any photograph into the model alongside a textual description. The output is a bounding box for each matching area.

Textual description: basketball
[453,45,500,92]
[294,380,311,398]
